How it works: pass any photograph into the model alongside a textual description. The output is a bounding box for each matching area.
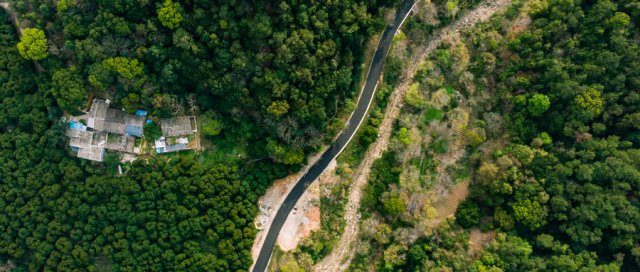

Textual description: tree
[266,138,286,162]
[512,199,547,230]
[144,122,162,142]
[404,83,425,109]
[87,63,111,91]
[382,192,406,217]
[0,1,402,271]
[397,127,410,145]
[383,244,407,269]
[455,200,480,228]
[477,163,499,185]
[267,100,290,117]
[56,0,74,14]
[494,207,514,231]
[16,28,48,60]
[374,223,392,245]
[482,233,533,271]
[103,57,144,79]
[574,87,604,116]
[465,128,486,148]
[173,28,197,52]
[157,0,183,29]
[51,66,87,112]
[121,93,140,113]
[283,149,304,165]
[360,125,378,147]
[527,93,550,116]
[200,113,223,137]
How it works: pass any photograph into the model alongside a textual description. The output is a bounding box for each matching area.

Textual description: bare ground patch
[468,228,497,255]
[427,180,470,228]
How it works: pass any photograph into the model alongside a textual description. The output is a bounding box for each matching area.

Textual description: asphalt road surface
[251,1,415,271]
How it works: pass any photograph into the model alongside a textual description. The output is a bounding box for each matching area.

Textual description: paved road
[251,1,415,271]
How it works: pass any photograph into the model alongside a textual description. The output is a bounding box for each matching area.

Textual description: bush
[423,106,443,124]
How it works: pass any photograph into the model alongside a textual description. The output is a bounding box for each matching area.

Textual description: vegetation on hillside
[350,0,640,271]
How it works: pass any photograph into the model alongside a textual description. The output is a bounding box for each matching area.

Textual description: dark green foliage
[359,125,379,147]
[143,121,162,142]
[51,66,87,112]
[381,193,406,217]
[459,0,640,271]
[455,200,480,228]
[362,152,401,213]
[401,222,471,271]
[423,106,443,124]
[0,11,49,133]
[358,109,384,149]
[383,54,403,86]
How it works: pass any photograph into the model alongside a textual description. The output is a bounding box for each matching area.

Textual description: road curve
[251,1,415,271]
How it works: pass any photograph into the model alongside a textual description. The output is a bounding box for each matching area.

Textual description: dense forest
[1,8,283,270]
[346,0,640,271]
[465,0,640,269]
[0,0,398,271]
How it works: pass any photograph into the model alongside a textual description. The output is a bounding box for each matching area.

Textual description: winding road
[250,0,416,271]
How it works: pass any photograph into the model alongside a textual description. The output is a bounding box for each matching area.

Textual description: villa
[66,99,200,161]
[66,99,146,162]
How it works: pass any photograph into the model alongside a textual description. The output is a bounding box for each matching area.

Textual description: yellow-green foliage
[398,127,410,145]
[102,57,144,79]
[157,0,183,29]
[267,100,290,117]
[512,199,548,230]
[404,83,425,109]
[575,88,604,115]
[16,28,48,60]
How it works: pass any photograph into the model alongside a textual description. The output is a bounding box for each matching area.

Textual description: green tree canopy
[200,112,223,137]
[404,83,425,109]
[527,93,550,117]
[51,66,87,112]
[16,28,48,60]
[267,100,290,117]
[382,193,406,217]
[512,199,548,230]
[157,0,183,29]
[455,200,480,228]
[103,57,144,79]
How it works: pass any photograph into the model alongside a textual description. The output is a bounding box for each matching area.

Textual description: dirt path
[314,1,512,271]
[468,228,496,255]
[0,1,21,35]
[0,2,22,43]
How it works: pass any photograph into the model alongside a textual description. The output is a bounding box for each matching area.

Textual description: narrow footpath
[314,0,513,271]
